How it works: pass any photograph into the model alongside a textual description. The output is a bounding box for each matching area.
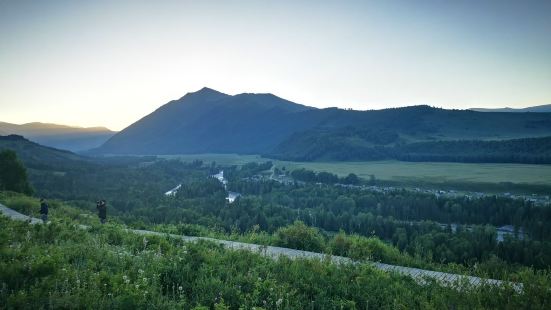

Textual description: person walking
[39,198,49,223]
[97,200,107,224]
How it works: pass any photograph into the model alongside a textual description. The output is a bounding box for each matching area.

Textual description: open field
[163,154,551,186]
[280,161,551,185]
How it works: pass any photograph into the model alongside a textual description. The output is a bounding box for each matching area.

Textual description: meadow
[165,154,551,186]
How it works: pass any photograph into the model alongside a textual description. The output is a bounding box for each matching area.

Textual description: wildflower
[138,269,144,274]
[276,298,283,307]
[178,286,183,291]
[142,277,147,282]
[135,284,140,289]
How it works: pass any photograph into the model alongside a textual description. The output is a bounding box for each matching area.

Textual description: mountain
[93,87,551,163]
[0,122,115,152]
[470,104,551,113]
[95,87,314,154]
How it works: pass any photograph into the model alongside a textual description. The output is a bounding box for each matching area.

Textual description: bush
[329,231,413,265]
[275,221,325,252]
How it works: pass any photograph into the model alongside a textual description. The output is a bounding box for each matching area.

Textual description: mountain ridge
[92,87,551,163]
[0,121,115,152]
[470,104,551,113]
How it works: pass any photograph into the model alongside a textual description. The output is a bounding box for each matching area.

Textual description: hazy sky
[1,0,550,130]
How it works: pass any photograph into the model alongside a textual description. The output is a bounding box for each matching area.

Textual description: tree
[0,150,33,195]
[342,173,360,185]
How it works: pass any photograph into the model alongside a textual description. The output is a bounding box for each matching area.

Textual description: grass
[279,161,551,185]
[164,154,551,186]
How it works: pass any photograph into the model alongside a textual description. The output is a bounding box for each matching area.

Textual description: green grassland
[166,154,551,186]
[280,161,551,185]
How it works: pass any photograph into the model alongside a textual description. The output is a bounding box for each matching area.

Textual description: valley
[2,132,551,308]
[166,153,551,193]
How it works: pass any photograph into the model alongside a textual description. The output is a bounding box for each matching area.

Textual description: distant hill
[92,88,551,163]
[0,121,115,152]
[470,104,551,113]
[0,135,92,171]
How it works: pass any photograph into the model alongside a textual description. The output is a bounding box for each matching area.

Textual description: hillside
[0,121,115,152]
[1,196,543,309]
[93,88,551,163]
[0,135,91,171]
[271,132,551,163]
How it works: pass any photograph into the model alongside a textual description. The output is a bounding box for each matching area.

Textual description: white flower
[276,298,283,307]
[178,286,183,291]
[135,284,140,289]
[138,269,144,274]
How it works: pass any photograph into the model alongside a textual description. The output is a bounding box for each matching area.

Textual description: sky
[1,0,550,131]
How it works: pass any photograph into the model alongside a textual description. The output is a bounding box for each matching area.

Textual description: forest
[271,131,551,163]
[15,152,551,275]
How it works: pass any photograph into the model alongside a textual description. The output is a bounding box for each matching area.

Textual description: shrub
[275,221,325,252]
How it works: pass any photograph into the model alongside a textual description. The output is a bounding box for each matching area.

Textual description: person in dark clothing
[96,200,107,224]
[39,198,49,223]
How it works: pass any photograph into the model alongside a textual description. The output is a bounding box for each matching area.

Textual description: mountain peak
[182,87,229,102]
[194,87,227,96]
